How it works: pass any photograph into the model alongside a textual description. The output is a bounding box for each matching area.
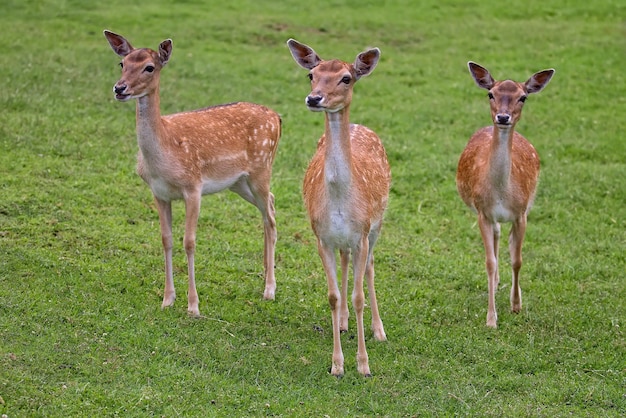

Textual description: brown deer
[104,30,281,316]
[456,61,554,328]
[287,39,390,377]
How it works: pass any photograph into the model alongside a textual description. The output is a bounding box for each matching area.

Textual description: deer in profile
[287,39,390,377]
[456,61,554,328]
[103,30,281,316]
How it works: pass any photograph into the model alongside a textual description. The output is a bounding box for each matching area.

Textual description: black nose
[114,84,126,94]
[306,95,322,107]
[496,114,510,124]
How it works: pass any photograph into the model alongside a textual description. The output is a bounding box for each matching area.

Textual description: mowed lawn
[1,0,625,416]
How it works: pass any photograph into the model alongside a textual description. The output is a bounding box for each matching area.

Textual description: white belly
[201,174,244,195]
[147,173,245,201]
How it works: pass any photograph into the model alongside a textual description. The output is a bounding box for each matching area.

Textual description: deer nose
[306,95,323,107]
[114,84,127,94]
[496,114,510,125]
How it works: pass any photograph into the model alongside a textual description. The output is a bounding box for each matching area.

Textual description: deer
[103,30,281,317]
[456,61,555,328]
[287,39,390,377]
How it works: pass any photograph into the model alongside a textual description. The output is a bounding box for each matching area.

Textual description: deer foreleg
[479,215,499,328]
[155,198,175,309]
[339,248,350,332]
[317,240,343,377]
[352,236,372,377]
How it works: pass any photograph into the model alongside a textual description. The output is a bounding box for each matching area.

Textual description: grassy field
[1,0,625,416]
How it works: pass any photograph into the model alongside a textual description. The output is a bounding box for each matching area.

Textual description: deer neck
[488,126,514,190]
[323,108,353,197]
[135,88,167,164]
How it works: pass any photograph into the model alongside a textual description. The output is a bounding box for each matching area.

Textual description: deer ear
[287,39,321,70]
[525,69,555,94]
[158,39,173,66]
[354,48,380,79]
[468,61,495,90]
[104,30,134,57]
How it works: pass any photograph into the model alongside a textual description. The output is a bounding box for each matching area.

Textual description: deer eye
[518,95,527,103]
[488,92,494,100]
[145,65,155,73]
[307,73,313,81]
[119,62,123,68]
[341,75,351,84]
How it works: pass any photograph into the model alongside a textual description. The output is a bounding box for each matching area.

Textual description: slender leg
[339,248,350,332]
[262,192,277,300]
[478,214,498,328]
[155,198,175,309]
[509,216,526,313]
[352,236,372,377]
[183,192,201,317]
[317,239,343,377]
[233,178,277,300]
[493,222,501,287]
[366,254,386,342]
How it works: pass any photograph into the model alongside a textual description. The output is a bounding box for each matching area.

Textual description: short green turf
[1,0,624,416]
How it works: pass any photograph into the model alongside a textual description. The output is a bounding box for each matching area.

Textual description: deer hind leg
[509,216,526,314]
[366,230,386,341]
[478,215,499,328]
[317,239,344,377]
[183,191,202,317]
[339,248,350,332]
[230,177,277,300]
[262,191,277,300]
[352,236,372,377]
[155,198,176,310]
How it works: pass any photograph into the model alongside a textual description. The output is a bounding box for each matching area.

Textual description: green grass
[1,0,625,416]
